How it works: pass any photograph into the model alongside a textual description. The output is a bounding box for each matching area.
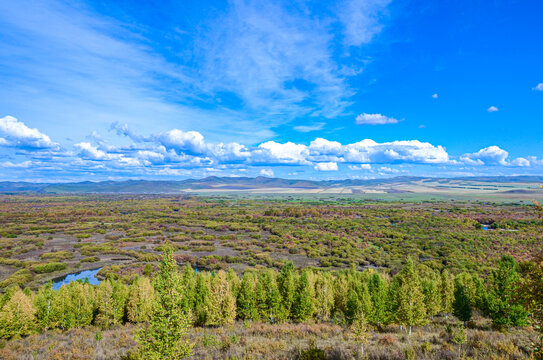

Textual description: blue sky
[0,0,542,181]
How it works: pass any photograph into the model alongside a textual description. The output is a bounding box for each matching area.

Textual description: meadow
[0,195,541,359]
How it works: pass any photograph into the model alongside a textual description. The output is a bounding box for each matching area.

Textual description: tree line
[0,250,536,358]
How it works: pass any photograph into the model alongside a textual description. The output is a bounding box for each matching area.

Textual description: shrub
[0,269,33,288]
[32,262,67,274]
[298,340,326,360]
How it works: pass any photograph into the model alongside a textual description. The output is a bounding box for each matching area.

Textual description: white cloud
[293,123,325,132]
[117,157,142,167]
[344,139,450,164]
[348,164,371,170]
[533,83,543,91]
[156,129,207,154]
[338,0,391,47]
[511,157,530,167]
[253,141,310,165]
[309,138,343,155]
[136,150,165,164]
[0,160,33,168]
[74,142,116,160]
[0,116,57,149]
[487,106,499,113]
[355,113,399,125]
[432,93,438,99]
[201,0,355,119]
[461,146,508,166]
[260,169,274,177]
[378,166,399,173]
[314,162,338,171]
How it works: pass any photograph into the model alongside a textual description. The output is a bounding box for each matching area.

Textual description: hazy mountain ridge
[0,175,542,194]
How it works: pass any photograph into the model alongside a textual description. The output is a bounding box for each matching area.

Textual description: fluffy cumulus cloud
[461,146,508,166]
[3,118,543,179]
[487,106,499,113]
[343,139,450,164]
[76,124,459,171]
[75,142,115,160]
[155,129,207,154]
[355,113,399,125]
[460,146,537,167]
[253,141,311,165]
[511,157,530,167]
[0,116,58,149]
[314,162,338,171]
[533,83,543,91]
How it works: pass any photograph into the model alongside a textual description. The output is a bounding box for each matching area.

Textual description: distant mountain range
[0,175,542,194]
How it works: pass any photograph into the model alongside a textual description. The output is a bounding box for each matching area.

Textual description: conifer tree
[440,269,454,315]
[350,310,369,359]
[423,277,442,318]
[358,281,374,324]
[57,284,76,330]
[254,271,268,320]
[333,273,349,320]
[453,282,472,326]
[193,272,210,326]
[313,272,334,322]
[34,282,57,331]
[368,272,389,327]
[226,268,240,298]
[236,271,259,321]
[278,261,297,317]
[127,276,155,323]
[0,287,36,339]
[396,258,426,335]
[485,255,528,327]
[293,270,315,322]
[180,264,196,314]
[68,281,95,327]
[204,270,236,326]
[137,248,192,359]
[257,269,286,323]
[346,285,361,323]
[94,280,116,328]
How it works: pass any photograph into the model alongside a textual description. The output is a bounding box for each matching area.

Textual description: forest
[0,195,541,359]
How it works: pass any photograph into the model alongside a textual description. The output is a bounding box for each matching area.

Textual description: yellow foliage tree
[0,287,36,339]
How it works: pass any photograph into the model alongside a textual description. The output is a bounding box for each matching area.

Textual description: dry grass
[0,316,538,359]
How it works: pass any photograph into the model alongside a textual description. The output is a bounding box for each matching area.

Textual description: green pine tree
[440,269,454,315]
[137,248,192,359]
[369,272,389,327]
[396,258,426,335]
[453,282,472,326]
[293,270,315,322]
[485,255,528,328]
[423,277,442,318]
[34,282,57,331]
[237,271,259,321]
[278,261,297,318]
